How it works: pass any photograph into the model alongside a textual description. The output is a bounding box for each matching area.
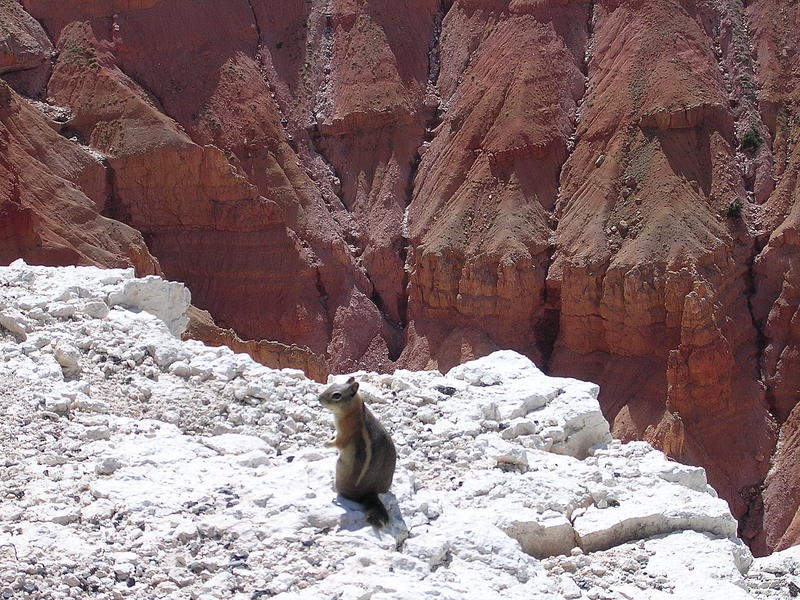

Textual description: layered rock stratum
[3,262,800,599]
[1,0,800,555]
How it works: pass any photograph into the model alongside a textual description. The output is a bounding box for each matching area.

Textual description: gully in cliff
[319,377,397,527]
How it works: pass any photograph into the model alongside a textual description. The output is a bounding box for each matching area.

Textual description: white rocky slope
[0,261,798,600]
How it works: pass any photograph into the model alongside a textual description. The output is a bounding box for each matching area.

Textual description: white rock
[70,395,110,413]
[202,433,271,455]
[27,307,49,322]
[108,276,190,337]
[500,417,538,439]
[749,543,800,576]
[496,507,576,559]
[44,394,70,414]
[49,302,77,319]
[82,425,111,441]
[476,434,529,468]
[558,575,582,599]
[40,453,68,466]
[37,504,80,525]
[114,562,134,580]
[169,361,191,377]
[95,456,124,475]
[80,300,110,319]
[0,308,31,340]
[173,522,199,543]
[81,500,116,523]
[236,450,272,467]
[574,483,738,552]
[53,341,81,372]
[152,345,183,368]
[636,531,752,599]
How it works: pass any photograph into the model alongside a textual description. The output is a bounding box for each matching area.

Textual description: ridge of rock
[0,263,799,598]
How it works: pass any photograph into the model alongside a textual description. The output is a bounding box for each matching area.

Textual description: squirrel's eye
[331,392,342,400]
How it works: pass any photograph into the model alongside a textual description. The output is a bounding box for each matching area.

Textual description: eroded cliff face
[746,0,800,555]
[2,0,800,554]
[549,0,777,551]
[402,0,590,369]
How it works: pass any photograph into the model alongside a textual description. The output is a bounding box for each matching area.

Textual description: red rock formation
[0,0,49,71]
[0,76,157,271]
[0,0,52,95]
[19,0,403,374]
[302,0,440,331]
[546,0,776,535]
[746,0,800,555]
[183,306,329,383]
[41,14,349,359]
[402,0,590,369]
[761,401,800,553]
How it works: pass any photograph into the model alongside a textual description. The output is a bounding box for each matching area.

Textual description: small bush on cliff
[741,125,762,151]
[726,199,743,219]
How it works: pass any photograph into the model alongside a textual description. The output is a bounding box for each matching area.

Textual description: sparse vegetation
[62,42,99,69]
[738,74,756,91]
[726,199,743,219]
[741,125,763,151]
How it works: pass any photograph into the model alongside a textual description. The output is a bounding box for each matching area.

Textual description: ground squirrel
[319,376,396,527]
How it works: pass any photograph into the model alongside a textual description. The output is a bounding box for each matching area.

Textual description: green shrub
[741,125,762,151]
[726,199,744,219]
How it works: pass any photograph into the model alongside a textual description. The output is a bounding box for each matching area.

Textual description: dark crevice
[745,231,772,415]
[581,1,595,79]
[244,0,264,55]
[340,0,452,361]
[533,289,560,372]
[100,160,132,227]
[397,134,424,337]
[397,196,412,334]
[312,0,335,140]
[304,5,345,215]
[58,127,85,145]
[117,65,167,116]
[537,198,566,372]
[367,271,404,362]
[314,267,330,316]
[738,482,766,551]
[538,0,595,373]
[714,0,771,402]
[305,125,348,220]
[394,0,452,348]
[716,0,777,554]
[714,0,772,205]
[427,1,449,89]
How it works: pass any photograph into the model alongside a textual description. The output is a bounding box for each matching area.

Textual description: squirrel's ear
[346,376,356,384]
[347,377,359,394]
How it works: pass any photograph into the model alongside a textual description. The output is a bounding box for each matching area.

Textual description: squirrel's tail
[360,493,389,528]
